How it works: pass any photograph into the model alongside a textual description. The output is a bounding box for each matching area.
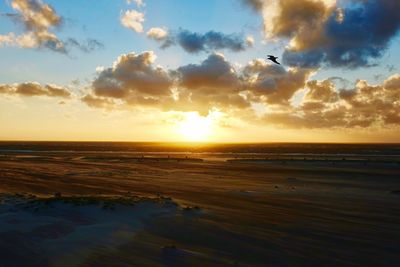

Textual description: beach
[0,142,400,266]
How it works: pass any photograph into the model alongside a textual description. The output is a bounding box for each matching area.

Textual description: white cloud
[146,27,168,40]
[0,33,16,46]
[246,35,254,46]
[120,9,145,33]
[127,0,144,7]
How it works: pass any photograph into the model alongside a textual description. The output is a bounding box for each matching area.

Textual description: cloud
[246,35,255,46]
[146,27,168,41]
[0,0,103,54]
[81,94,115,109]
[91,51,173,100]
[66,38,105,53]
[84,51,309,114]
[241,0,263,11]
[383,74,400,90]
[0,84,13,94]
[0,0,65,52]
[0,33,17,46]
[242,58,312,105]
[177,53,239,90]
[120,9,145,33]
[0,82,71,98]
[150,29,253,53]
[264,73,400,128]
[85,52,251,114]
[242,0,400,68]
[10,0,62,31]
[173,53,249,114]
[127,0,144,7]
[82,50,400,128]
[305,79,338,103]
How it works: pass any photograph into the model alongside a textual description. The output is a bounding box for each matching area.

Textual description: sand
[0,194,180,267]
[0,149,400,266]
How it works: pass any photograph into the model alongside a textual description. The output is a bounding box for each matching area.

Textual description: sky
[0,0,399,142]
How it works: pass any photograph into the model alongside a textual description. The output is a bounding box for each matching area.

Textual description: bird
[267,55,280,65]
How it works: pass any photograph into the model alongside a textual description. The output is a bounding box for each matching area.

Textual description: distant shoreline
[0,141,399,155]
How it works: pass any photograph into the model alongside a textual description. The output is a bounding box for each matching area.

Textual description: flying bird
[267,55,280,65]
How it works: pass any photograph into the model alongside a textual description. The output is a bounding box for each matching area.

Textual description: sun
[177,112,214,142]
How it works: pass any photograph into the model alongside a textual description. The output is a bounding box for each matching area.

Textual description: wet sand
[1,150,400,266]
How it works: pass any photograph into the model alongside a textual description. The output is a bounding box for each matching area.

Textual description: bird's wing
[270,58,280,64]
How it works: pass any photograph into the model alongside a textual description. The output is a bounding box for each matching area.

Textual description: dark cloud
[242,58,312,105]
[242,0,400,68]
[177,53,239,90]
[264,74,400,128]
[282,49,325,69]
[240,0,263,11]
[92,51,173,100]
[320,0,400,67]
[83,50,400,129]
[0,82,71,98]
[385,64,397,72]
[305,80,338,103]
[151,29,252,53]
[66,38,104,53]
[44,84,72,97]
[173,53,249,114]
[88,52,250,115]
[85,51,310,114]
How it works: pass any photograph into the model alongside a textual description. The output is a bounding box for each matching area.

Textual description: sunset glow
[0,0,399,142]
[177,113,213,142]
[1,1,400,265]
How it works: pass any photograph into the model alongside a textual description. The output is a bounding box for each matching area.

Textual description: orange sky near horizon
[1,0,400,143]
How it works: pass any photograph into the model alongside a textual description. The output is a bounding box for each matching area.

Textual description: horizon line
[0,140,399,145]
